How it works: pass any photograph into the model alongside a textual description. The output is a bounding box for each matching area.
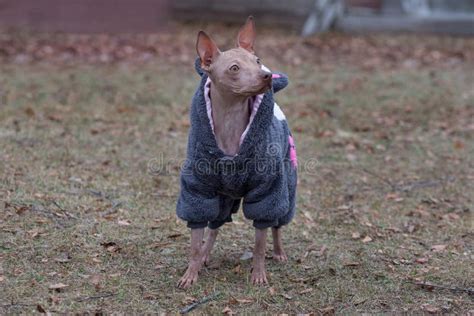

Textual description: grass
[0,28,473,314]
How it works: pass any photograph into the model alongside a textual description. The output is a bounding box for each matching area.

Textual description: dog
[176,16,297,288]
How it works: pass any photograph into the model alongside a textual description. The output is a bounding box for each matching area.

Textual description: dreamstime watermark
[147,147,320,177]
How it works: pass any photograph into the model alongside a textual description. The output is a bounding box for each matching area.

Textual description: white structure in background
[401,0,431,16]
[302,0,344,36]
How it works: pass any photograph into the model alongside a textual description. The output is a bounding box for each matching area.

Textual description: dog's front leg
[178,228,204,289]
[251,228,268,285]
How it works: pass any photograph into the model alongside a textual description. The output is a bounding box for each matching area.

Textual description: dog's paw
[251,268,268,285]
[272,250,288,262]
[177,267,199,289]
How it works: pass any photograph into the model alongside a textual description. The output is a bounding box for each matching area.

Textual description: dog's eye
[256,58,261,64]
[229,65,239,72]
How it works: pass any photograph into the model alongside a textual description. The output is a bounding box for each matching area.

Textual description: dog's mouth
[238,80,271,96]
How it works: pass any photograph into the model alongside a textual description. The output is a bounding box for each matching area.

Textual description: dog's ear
[237,16,256,53]
[196,31,220,71]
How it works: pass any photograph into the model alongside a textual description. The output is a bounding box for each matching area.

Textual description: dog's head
[196,16,272,97]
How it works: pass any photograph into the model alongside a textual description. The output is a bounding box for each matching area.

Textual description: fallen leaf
[362,236,373,243]
[37,304,46,313]
[90,274,102,289]
[281,293,292,300]
[385,193,400,200]
[268,287,276,295]
[0,276,5,282]
[101,241,121,253]
[415,257,429,264]
[49,295,61,304]
[54,253,71,263]
[183,296,196,304]
[319,306,335,315]
[117,219,131,226]
[431,244,447,252]
[232,265,241,274]
[235,298,253,304]
[49,283,68,290]
[222,306,234,315]
[351,232,361,239]
[453,140,464,150]
[422,304,441,314]
[299,288,313,294]
[143,292,157,300]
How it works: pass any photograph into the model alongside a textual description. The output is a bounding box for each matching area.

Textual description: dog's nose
[261,71,272,81]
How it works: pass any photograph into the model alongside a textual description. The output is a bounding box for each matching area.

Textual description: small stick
[408,280,474,296]
[180,292,220,314]
[75,292,116,302]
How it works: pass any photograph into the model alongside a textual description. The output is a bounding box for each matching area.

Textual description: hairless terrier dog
[176,16,297,288]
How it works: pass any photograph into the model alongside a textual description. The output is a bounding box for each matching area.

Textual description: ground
[0,24,473,314]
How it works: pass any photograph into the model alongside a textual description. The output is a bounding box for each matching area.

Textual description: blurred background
[1,0,473,314]
[0,0,473,34]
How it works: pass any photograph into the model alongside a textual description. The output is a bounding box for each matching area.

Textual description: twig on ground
[408,280,474,296]
[0,303,35,309]
[75,292,116,302]
[180,292,220,314]
[359,168,397,191]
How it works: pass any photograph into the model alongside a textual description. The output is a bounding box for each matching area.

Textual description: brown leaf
[183,296,196,304]
[101,241,121,253]
[143,292,157,300]
[49,283,68,290]
[25,107,35,117]
[281,293,292,300]
[90,274,102,290]
[299,288,313,294]
[431,244,447,252]
[117,219,131,226]
[422,304,441,314]
[268,287,276,295]
[415,257,429,264]
[235,298,253,304]
[222,306,234,315]
[351,232,361,239]
[362,236,373,243]
[54,253,71,263]
[37,304,46,313]
[453,140,464,150]
[232,264,241,274]
[319,306,335,315]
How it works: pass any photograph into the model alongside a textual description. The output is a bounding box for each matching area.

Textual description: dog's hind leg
[271,227,288,262]
[201,228,218,265]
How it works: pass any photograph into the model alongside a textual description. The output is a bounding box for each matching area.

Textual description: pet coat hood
[176,59,297,229]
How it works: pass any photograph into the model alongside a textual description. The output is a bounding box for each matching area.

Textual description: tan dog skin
[178,17,287,289]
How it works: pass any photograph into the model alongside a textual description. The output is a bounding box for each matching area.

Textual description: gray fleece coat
[176,59,297,229]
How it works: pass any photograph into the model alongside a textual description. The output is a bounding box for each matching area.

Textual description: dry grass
[0,27,473,314]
